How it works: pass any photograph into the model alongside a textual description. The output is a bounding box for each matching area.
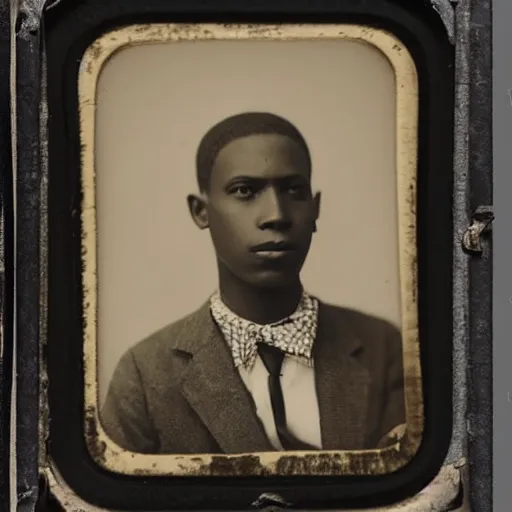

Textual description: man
[101,112,405,455]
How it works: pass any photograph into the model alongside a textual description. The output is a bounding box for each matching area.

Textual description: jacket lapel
[175,303,274,454]
[314,303,371,450]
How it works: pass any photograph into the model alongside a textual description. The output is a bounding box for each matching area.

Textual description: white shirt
[238,353,322,450]
[209,291,323,450]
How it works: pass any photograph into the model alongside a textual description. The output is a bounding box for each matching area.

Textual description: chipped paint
[74,23,422,478]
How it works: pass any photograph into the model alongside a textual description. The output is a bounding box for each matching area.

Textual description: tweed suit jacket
[101,300,406,454]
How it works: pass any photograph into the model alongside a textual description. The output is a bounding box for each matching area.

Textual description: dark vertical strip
[0,0,11,509]
[0,0,12,510]
[467,0,492,510]
[14,18,41,510]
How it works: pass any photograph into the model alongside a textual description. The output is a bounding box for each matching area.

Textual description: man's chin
[246,270,300,289]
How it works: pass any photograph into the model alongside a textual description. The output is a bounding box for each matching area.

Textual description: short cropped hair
[196,112,312,192]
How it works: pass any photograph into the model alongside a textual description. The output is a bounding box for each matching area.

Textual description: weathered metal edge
[12,0,44,509]
[465,0,493,510]
[0,0,13,510]
[37,1,50,483]
[44,459,467,512]
[444,0,470,468]
[430,0,456,44]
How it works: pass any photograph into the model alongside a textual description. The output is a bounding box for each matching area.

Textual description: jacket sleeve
[377,325,407,449]
[100,349,159,453]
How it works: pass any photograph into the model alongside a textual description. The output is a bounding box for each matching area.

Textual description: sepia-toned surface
[94,36,401,403]
[79,23,422,477]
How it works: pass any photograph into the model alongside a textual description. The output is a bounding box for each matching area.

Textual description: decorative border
[78,23,422,477]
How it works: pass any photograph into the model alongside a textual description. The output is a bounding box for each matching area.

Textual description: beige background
[95,39,401,404]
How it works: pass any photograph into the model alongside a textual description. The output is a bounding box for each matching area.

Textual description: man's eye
[287,184,307,196]
[231,185,255,198]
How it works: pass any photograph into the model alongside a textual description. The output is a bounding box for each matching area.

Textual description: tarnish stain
[206,455,271,476]
[85,41,103,74]
[84,407,107,465]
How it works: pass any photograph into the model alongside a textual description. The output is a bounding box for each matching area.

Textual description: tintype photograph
[3,0,468,503]
[77,23,423,477]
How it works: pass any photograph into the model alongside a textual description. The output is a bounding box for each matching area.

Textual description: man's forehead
[211,133,311,180]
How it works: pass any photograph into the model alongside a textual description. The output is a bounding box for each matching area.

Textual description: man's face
[190,133,320,289]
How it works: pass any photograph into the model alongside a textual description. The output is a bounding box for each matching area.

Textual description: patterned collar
[209,291,319,370]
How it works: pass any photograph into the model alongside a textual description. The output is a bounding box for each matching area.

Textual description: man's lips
[250,241,296,252]
[250,241,297,261]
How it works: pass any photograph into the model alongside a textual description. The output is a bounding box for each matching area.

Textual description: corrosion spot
[89,41,102,61]
[205,455,270,476]
[84,406,107,464]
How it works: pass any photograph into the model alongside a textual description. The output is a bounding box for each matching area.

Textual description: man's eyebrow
[225,175,263,182]
[225,173,309,184]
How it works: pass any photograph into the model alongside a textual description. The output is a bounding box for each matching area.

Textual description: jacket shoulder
[125,306,206,376]
[318,301,404,383]
[318,300,402,357]
[320,301,400,334]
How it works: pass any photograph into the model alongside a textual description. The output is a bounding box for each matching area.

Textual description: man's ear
[312,191,321,232]
[187,193,209,229]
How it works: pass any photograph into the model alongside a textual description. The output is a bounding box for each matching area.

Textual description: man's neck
[217,274,303,325]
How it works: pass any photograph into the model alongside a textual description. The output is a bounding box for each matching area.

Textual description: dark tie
[256,342,316,451]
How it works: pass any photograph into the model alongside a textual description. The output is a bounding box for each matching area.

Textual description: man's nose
[257,188,292,231]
